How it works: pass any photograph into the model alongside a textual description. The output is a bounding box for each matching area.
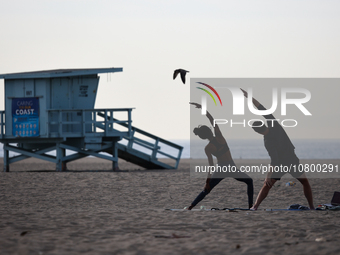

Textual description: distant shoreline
[1,157,339,172]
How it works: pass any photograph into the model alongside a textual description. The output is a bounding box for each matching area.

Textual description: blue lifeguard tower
[0,68,182,171]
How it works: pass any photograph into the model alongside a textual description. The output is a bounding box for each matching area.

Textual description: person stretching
[241,89,314,210]
[187,102,254,210]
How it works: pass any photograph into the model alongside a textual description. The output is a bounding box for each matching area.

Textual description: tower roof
[0,67,122,80]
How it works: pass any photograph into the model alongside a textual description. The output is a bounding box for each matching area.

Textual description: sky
[0,0,339,141]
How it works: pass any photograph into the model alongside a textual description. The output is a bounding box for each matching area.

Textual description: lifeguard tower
[0,68,182,172]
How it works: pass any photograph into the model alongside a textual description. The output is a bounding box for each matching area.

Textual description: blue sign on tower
[12,97,39,137]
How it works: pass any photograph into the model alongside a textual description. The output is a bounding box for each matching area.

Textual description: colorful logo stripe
[196,82,223,106]
[196,87,217,105]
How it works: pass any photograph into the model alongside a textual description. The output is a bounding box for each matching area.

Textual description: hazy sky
[0,0,339,140]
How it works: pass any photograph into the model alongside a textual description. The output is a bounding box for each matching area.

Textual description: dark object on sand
[20,231,28,236]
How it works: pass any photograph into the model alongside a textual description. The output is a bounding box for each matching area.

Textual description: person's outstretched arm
[189,102,223,138]
[240,88,260,108]
[240,88,276,120]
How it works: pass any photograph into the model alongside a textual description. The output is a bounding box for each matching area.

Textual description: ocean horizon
[1,138,339,160]
[183,138,340,160]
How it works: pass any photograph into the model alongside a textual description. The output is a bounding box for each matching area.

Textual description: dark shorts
[271,162,304,180]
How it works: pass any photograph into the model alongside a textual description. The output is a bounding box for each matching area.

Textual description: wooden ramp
[117,143,180,169]
[98,113,183,170]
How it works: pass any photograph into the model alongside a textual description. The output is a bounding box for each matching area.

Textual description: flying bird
[173,69,189,84]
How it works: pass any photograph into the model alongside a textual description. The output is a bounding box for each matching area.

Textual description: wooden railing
[97,112,183,169]
[47,108,133,138]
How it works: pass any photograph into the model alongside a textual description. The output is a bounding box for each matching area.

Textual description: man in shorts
[241,89,315,210]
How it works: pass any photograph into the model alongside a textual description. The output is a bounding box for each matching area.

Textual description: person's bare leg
[251,179,276,210]
[297,174,314,209]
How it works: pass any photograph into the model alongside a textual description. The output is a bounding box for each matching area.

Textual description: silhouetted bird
[173,69,189,84]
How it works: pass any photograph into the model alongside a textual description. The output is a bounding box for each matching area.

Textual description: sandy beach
[1,158,340,254]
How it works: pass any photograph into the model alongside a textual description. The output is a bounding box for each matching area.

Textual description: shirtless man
[241,89,314,210]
